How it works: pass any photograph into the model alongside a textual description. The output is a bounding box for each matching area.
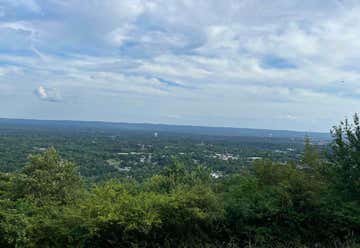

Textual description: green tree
[18,147,83,204]
[302,136,321,169]
[330,114,360,200]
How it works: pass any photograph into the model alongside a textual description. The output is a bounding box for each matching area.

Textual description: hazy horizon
[0,116,332,134]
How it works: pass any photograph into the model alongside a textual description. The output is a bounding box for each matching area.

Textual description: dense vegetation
[0,116,359,247]
[0,120,309,181]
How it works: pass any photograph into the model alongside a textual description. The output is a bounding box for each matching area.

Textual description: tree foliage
[0,116,359,247]
[330,113,360,200]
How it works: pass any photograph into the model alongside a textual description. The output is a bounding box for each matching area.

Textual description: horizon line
[0,116,331,135]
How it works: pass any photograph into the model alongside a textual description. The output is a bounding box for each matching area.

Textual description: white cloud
[35,86,62,102]
[106,24,134,46]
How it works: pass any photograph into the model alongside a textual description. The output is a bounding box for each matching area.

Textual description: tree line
[0,115,359,247]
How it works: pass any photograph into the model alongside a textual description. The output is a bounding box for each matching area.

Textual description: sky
[1,0,360,132]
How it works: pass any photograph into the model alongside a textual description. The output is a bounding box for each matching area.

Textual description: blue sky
[0,0,360,132]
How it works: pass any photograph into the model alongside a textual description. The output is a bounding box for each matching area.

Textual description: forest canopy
[0,116,359,247]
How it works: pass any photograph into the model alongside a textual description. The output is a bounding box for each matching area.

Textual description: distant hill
[0,118,331,141]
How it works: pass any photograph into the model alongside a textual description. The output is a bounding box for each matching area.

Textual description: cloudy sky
[1,0,360,132]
